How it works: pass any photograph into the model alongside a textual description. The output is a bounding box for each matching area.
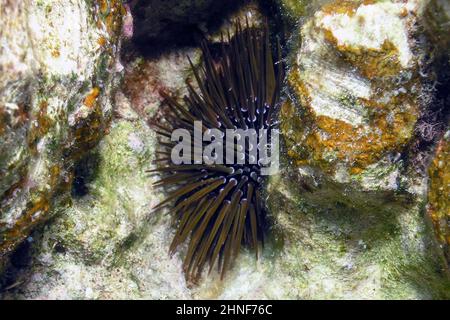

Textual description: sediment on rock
[0,0,125,268]
[1,0,449,299]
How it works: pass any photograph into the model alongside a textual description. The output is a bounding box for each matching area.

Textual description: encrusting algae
[283,0,422,175]
[427,134,450,265]
[0,0,126,258]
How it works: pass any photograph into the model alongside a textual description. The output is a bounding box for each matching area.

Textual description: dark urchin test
[149,20,284,283]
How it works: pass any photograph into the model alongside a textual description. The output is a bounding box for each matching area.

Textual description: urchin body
[150,22,283,282]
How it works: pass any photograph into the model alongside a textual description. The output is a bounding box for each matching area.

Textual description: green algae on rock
[264,169,450,299]
[1,0,449,299]
[278,0,328,27]
[271,0,450,298]
[1,26,205,296]
[43,120,159,264]
[0,0,125,262]
[1,117,190,299]
[422,0,450,55]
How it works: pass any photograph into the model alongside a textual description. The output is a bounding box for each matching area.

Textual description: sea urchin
[149,21,283,282]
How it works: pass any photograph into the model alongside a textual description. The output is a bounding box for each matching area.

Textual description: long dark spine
[149,21,283,282]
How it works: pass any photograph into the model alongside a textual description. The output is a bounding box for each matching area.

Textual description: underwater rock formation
[1,0,449,299]
[0,50,200,297]
[284,0,427,183]
[274,0,450,298]
[428,132,450,266]
[0,0,124,269]
[1,118,191,299]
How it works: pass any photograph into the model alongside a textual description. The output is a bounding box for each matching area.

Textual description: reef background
[0,0,449,299]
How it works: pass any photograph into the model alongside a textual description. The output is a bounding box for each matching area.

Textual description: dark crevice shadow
[122,0,288,63]
[404,27,450,174]
[0,239,32,294]
[71,150,101,199]
[122,0,246,62]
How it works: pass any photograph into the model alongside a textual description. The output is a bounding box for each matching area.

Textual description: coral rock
[283,0,427,189]
[0,0,124,261]
[427,132,450,265]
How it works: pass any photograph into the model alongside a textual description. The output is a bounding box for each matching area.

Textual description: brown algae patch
[427,135,450,264]
[84,87,101,108]
[284,69,418,174]
[283,0,422,175]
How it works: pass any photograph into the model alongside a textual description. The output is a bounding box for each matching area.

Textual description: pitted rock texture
[0,0,124,261]
[274,0,450,299]
[283,0,428,182]
[1,0,449,299]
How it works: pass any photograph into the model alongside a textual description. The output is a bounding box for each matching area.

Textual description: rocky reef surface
[1,0,449,299]
[0,0,124,272]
